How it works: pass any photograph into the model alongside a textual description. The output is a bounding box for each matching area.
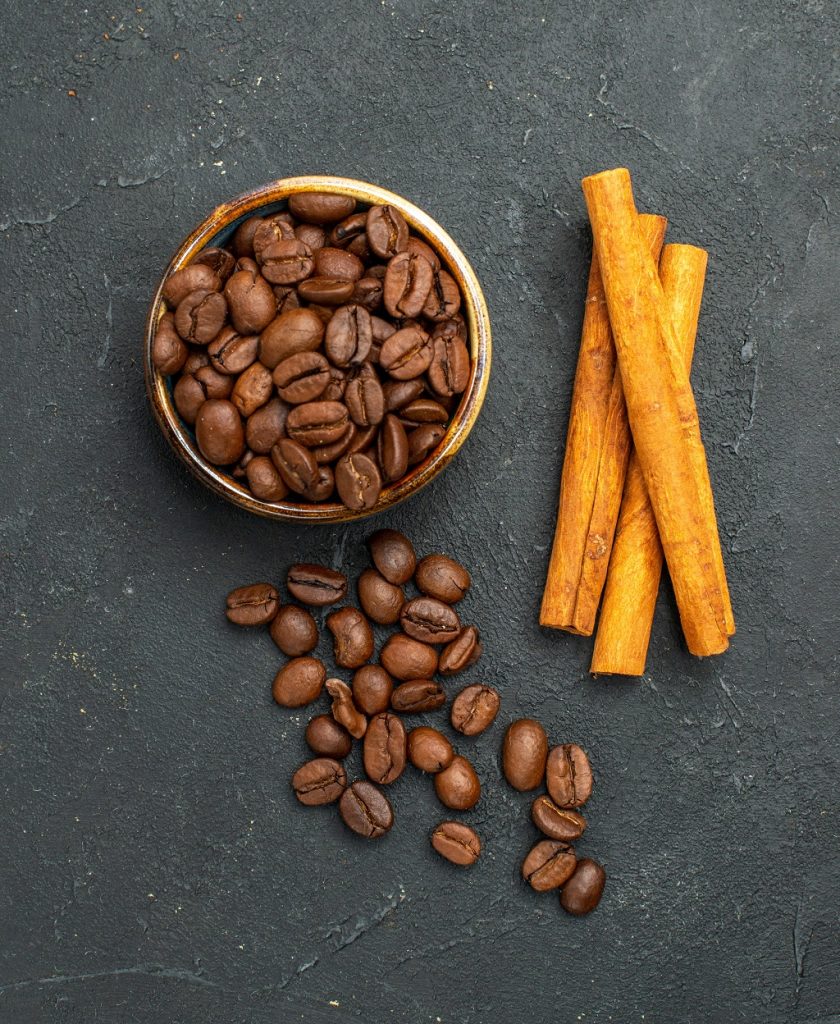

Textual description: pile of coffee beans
[152,192,472,511]
[503,719,606,915]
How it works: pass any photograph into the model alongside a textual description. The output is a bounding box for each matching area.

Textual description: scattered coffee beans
[521,840,577,892]
[272,656,326,707]
[225,582,279,626]
[431,821,481,866]
[434,755,481,810]
[502,719,549,791]
[531,796,587,841]
[450,684,500,735]
[339,780,394,838]
[269,604,318,656]
[545,743,593,809]
[292,757,347,806]
[559,858,606,915]
[305,714,353,759]
[407,727,454,773]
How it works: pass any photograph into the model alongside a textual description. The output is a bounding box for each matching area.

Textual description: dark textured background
[1,2,838,1021]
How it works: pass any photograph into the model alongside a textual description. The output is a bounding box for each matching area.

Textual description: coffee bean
[174,289,227,344]
[314,246,365,282]
[305,715,352,759]
[438,626,483,675]
[382,378,425,412]
[286,401,349,448]
[312,422,355,464]
[269,604,318,656]
[271,438,319,495]
[292,757,347,806]
[231,361,273,417]
[260,239,314,285]
[346,424,378,454]
[415,553,471,603]
[531,797,587,842]
[272,656,326,707]
[286,563,347,606]
[522,840,577,892]
[502,719,549,791]
[428,330,470,398]
[273,284,302,315]
[434,755,480,811]
[329,211,368,249]
[322,364,347,403]
[344,365,385,427]
[194,246,236,281]
[304,464,335,502]
[400,398,449,425]
[366,205,409,259]
[384,251,434,318]
[288,192,356,224]
[326,678,367,739]
[195,363,234,399]
[232,215,263,257]
[173,373,208,424]
[391,679,446,714]
[379,633,438,681]
[357,567,404,625]
[326,606,374,669]
[423,267,461,322]
[368,529,416,584]
[258,308,324,369]
[352,664,394,716]
[273,351,330,404]
[295,223,326,251]
[407,727,454,773]
[325,304,372,367]
[246,398,289,453]
[235,256,259,274]
[560,859,606,916]
[400,596,461,644]
[545,744,593,809]
[252,215,295,261]
[335,451,382,510]
[407,423,445,466]
[163,264,221,308]
[363,712,407,785]
[152,313,188,375]
[224,268,276,334]
[450,684,500,736]
[431,821,481,866]
[379,325,433,380]
[182,349,210,375]
[377,414,409,483]
[208,328,259,376]
[339,780,393,838]
[195,399,245,465]
[297,277,355,305]
[352,277,384,312]
[225,582,279,626]
[407,236,440,270]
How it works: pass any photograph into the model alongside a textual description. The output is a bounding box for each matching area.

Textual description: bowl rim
[144,175,492,523]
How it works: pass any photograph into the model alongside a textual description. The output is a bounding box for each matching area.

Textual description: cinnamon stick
[590,244,708,675]
[581,168,733,656]
[540,213,667,634]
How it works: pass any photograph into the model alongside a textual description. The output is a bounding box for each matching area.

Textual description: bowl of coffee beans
[145,176,492,521]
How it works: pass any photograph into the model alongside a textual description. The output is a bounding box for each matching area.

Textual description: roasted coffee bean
[382,378,425,412]
[292,757,347,806]
[522,840,577,892]
[415,553,471,603]
[335,451,381,510]
[305,715,352,759]
[273,351,330,404]
[407,423,445,466]
[235,256,260,275]
[192,246,236,281]
[344,364,385,427]
[423,267,461,321]
[326,606,374,669]
[269,604,318,656]
[560,859,606,916]
[339,780,393,838]
[224,268,276,334]
[366,204,409,259]
[357,567,404,625]
[439,626,483,675]
[271,438,319,495]
[545,744,593,809]
[326,678,367,738]
[225,582,279,626]
[258,308,324,369]
[329,211,368,249]
[195,399,245,465]
[231,361,273,417]
[303,464,335,502]
[252,215,295,261]
[246,398,289,453]
[194,363,235,399]
[434,755,480,811]
[502,719,549,791]
[286,401,350,448]
[208,328,259,376]
[163,264,221,308]
[384,251,434,318]
[325,304,372,367]
[407,236,440,270]
[312,422,355,464]
[352,276,384,312]
[407,727,454,773]
[450,684,500,736]
[322,365,347,402]
[173,373,208,424]
[272,656,326,707]
[428,331,470,397]
[314,246,365,282]
[391,679,446,713]
[400,596,461,644]
[273,284,302,315]
[531,797,587,842]
[297,277,355,305]
[379,633,438,680]
[181,349,210,375]
[288,192,356,224]
[152,313,188,374]
[368,529,416,584]
[347,424,378,454]
[371,315,396,347]
[377,414,409,483]
[174,289,227,344]
[232,215,263,257]
[352,664,394,716]
[363,712,407,785]
[431,821,481,866]
[260,239,314,285]
[379,325,433,380]
[400,398,449,424]
[286,563,347,606]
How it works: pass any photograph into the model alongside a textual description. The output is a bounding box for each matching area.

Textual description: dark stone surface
[1,2,838,1021]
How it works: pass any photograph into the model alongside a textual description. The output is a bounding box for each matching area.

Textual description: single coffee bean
[295,223,326,250]
[407,727,454,773]
[152,313,188,375]
[531,797,587,842]
[271,438,319,495]
[347,424,377,454]
[428,331,470,397]
[366,204,409,259]
[225,582,279,626]
[450,684,500,736]
[321,364,347,403]
[368,529,416,584]
[400,398,449,424]
[352,664,394,716]
[258,308,324,369]
[379,633,438,681]
[195,399,245,465]
[325,304,373,367]
[208,328,259,376]
[379,325,433,380]
[194,363,234,399]
[400,596,461,644]
[305,715,352,759]
[423,267,461,321]
[312,422,355,464]
[434,755,480,811]
[407,235,440,270]
[260,239,314,285]
[522,840,577,892]
[439,626,483,675]
[377,414,409,483]
[235,256,259,274]
[286,401,350,448]
[273,284,302,315]
[560,859,606,916]
[502,719,549,791]
[163,264,221,308]
[415,553,471,603]
[352,276,384,312]
[357,567,404,625]
[329,211,368,249]
[245,441,283,496]
[173,373,208,424]
[384,250,434,318]
[288,192,356,224]
[224,268,276,334]
[174,289,227,344]
[344,365,385,427]
[252,215,295,261]
[272,656,326,707]
[335,451,382,510]
[431,821,481,866]
[292,757,347,806]
[326,678,367,739]
[382,378,425,412]
[545,744,593,809]
[273,351,331,404]
[192,246,236,281]
[326,606,374,669]
[269,604,318,656]
[297,277,355,305]
[339,780,393,838]
[407,423,445,466]
[231,215,263,257]
[363,712,407,785]
[286,563,347,606]
[303,464,335,502]
[231,361,273,417]
[391,679,446,714]
[246,398,289,453]
[314,246,365,282]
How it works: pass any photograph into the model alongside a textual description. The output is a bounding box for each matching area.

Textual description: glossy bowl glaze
[144,175,492,522]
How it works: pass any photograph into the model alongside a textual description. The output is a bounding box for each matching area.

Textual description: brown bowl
[144,175,492,522]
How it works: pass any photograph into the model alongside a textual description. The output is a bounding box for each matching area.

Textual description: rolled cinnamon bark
[539,213,667,635]
[581,168,733,656]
